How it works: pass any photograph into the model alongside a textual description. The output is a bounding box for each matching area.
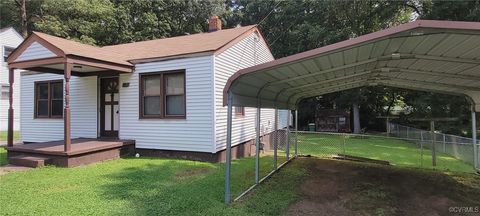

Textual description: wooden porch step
[9,156,51,168]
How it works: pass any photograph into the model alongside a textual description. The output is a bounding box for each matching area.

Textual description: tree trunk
[353,103,361,134]
[16,0,27,37]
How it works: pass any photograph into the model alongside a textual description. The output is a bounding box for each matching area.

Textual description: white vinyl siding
[16,41,56,61]
[0,28,23,131]
[20,73,97,142]
[119,55,214,152]
[214,32,287,152]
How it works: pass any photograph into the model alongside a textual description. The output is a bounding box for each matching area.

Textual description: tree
[1,0,224,46]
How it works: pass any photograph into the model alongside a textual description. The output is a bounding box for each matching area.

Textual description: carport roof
[223,20,480,112]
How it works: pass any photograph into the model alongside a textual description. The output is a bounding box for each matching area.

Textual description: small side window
[235,106,245,116]
[0,84,9,100]
[3,46,14,61]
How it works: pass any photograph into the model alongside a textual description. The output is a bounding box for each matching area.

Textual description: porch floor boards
[6,138,135,156]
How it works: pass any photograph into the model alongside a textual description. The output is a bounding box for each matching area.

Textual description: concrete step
[9,156,51,168]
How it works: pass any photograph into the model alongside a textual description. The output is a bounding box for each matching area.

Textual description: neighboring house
[0,27,23,131]
[7,17,287,161]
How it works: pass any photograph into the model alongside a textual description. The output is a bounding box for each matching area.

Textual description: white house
[0,27,23,131]
[5,17,287,164]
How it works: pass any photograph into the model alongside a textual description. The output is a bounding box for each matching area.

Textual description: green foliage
[225,0,412,58]
[422,0,480,22]
[1,0,224,46]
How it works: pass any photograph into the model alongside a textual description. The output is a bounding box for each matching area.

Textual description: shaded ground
[286,158,480,216]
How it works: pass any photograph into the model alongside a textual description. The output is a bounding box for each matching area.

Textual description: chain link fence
[388,123,479,167]
[229,111,297,202]
[295,131,476,173]
[228,121,477,203]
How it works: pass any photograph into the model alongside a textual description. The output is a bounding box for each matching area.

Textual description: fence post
[407,126,409,139]
[420,131,424,167]
[273,109,278,170]
[295,110,298,157]
[343,133,346,159]
[471,108,478,170]
[443,134,446,153]
[430,121,436,167]
[286,110,291,160]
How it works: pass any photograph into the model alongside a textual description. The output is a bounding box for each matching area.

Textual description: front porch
[7,138,135,167]
[5,31,135,167]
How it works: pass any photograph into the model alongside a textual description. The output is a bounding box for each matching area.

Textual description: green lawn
[0,134,477,215]
[0,131,19,141]
[0,156,305,215]
[296,133,475,173]
[0,147,7,166]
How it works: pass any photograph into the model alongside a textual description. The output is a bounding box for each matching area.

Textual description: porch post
[472,106,478,170]
[255,104,261,184]
[224,91,233,204]
[7,67,14,147]
[64,62,71,152]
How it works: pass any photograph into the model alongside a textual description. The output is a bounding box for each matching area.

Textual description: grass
[297,133,475,173]
[1,155,478,215]
[0,147,7,166]
[0,134,477,215]
[0,156,306,216]
[0,131,19,141]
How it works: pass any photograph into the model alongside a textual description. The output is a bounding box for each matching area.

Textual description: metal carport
[222,20,480,203]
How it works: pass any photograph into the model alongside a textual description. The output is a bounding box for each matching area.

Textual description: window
[35,80,63,118]
[3,46,14,61]
[140,70,185,118]
[235,106,245,116]
[1,84,9,100]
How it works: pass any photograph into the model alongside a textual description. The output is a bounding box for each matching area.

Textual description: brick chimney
[208,16,222,32]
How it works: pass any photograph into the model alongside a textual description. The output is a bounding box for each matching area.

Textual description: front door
[100,77,119,137]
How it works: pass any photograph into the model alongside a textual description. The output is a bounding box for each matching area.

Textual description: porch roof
[7,32,134,74]
[223,20,480,112]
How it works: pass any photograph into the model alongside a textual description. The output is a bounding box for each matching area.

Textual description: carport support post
[224,91,233,204]
[295,110,298,157]
[273,109,278,170]
[471,107,478,170]
[430,121,436,167]
[7,67,14,147]
[286,110,290,160]
[64,62,72,152]
[255,104,261,184]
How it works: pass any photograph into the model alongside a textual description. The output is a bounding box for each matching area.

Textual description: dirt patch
[0,164,32,175]
[286,158,480,216]
[175,167,211,180]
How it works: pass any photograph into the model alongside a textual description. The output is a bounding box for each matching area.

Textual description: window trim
[34,80,63,119]
[139,70,186,119]
[234,106,245,116]
[0,84,9,100]
[3,46,15,62]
